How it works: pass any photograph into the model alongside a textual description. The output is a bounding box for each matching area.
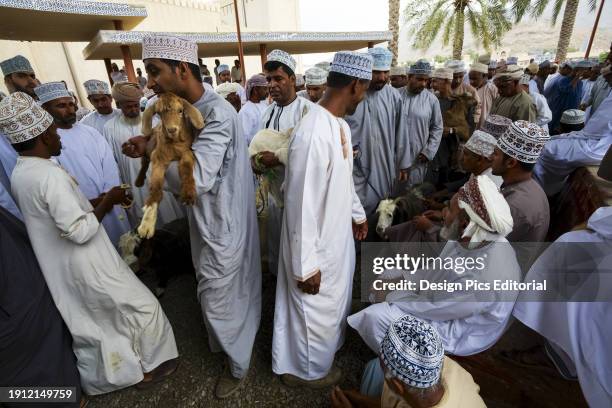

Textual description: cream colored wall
[0,0,301,105]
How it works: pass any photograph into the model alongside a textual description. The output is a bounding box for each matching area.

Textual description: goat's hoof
[137,204,158,238]
[180,190,196,206]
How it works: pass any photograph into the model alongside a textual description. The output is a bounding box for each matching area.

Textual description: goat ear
[182,99,205,130]
[141,100,157,136]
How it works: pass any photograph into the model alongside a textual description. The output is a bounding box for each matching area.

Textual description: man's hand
[413,215,434,232]
[331,387,354,408]
[353,220,368,241]
[122,135,148,158]
[423,209,443,221]
[258,151,281,168]
[103,186,132,207]
[398,168,410,182]
[417,153,429,163]
[297,270,321,295]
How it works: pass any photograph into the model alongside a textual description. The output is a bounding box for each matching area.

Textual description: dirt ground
[87,265,587,408]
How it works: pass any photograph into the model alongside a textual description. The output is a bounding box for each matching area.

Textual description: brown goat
[136,92,205,238]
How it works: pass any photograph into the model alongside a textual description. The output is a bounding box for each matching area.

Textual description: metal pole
[233,0,246,84]
[585,0,605,59]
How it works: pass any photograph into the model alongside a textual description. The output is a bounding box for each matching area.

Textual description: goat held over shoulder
[135,93,205,239]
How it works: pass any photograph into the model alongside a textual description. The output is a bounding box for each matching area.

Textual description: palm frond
[413,8,450,49]
[511,0,533,22]
[587,0,598,11]
[530,0,552,19]
[551,0,565,25]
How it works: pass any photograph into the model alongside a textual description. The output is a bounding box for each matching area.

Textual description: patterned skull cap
[83,79,110,96]
[305,67,328,86]
[295,74,305,87]
[560,109,585,125]
[0,92,53,144]
[381,314,444,389]
[330,51,373,80]
[218,64,230,74]
[368,47,393,71]
[432,67,453,80]
[1,55,34,76]
[34,81,72,105]
[267,49,297,73]
[465,130,497,159]
[497,120,550,164]
[482,114,512,139]
[409,60,432,76]
[142,34,198,66]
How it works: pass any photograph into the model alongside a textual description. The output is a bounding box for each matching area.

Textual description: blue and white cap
[368,47,393,71]
[381,315,445,389]
[1,55,34,76]
[83,79,110,96]
[330,51,373,80]
[218,64,230,74]
[507,56,518,65]
[142,34,198,66]
[34,81,72,105]
[409,59,432,76]
[267,49,297,73]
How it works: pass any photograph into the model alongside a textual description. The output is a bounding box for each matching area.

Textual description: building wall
[0,0,300,106]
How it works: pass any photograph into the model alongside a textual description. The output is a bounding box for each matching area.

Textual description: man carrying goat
[122,34,261,399]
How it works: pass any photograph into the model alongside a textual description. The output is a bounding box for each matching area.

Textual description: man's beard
[55,116,76,126]
[370,81,386,91]
[440,218,460,241]
[13,84,36,98]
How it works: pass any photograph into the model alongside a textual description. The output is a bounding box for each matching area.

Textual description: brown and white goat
[135,93,204,238]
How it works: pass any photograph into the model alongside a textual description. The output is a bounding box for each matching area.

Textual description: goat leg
[178,150,197,206]
[138,156,170,238]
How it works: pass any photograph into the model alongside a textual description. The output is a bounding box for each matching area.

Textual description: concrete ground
[88,267,587,408]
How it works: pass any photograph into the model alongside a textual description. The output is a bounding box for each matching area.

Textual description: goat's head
[141,92,204,141]
[376,198,397,237]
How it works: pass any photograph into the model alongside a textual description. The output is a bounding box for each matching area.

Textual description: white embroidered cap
[0,92,53,144]
[83,79,110,96]
[267,49,297,73]
[305,67,328,86]
[330,51,373,80]
[142,34,198,66]
[34,81,72,105]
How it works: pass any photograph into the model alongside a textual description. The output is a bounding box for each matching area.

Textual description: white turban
[457,175,513,245]
[216,82,242,99]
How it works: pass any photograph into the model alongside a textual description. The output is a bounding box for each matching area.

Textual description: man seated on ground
[1,92,179,395]
[534,90,612,197]
[349,175,520,357]
[389,66,407,89]
[331,315,486,408]
[385,131,502,242]
[509,146,612,408]
[492,121,550,243]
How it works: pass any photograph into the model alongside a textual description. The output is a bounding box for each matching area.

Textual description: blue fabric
[360,358,385,397]
[0,134,20,220]
[546,76,584,132]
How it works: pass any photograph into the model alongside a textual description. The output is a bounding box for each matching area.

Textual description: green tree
[511,0,598,62]
[403,0,513,60]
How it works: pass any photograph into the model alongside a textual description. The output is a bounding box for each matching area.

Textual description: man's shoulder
[80,110,97,122]
[198,90,238,122]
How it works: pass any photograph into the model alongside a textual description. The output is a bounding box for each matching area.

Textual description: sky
[298,0,612,67]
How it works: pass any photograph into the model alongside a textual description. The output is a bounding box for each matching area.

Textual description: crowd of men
[1,36,611,408]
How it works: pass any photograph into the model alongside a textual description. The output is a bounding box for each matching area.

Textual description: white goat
[248,128,293,206]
